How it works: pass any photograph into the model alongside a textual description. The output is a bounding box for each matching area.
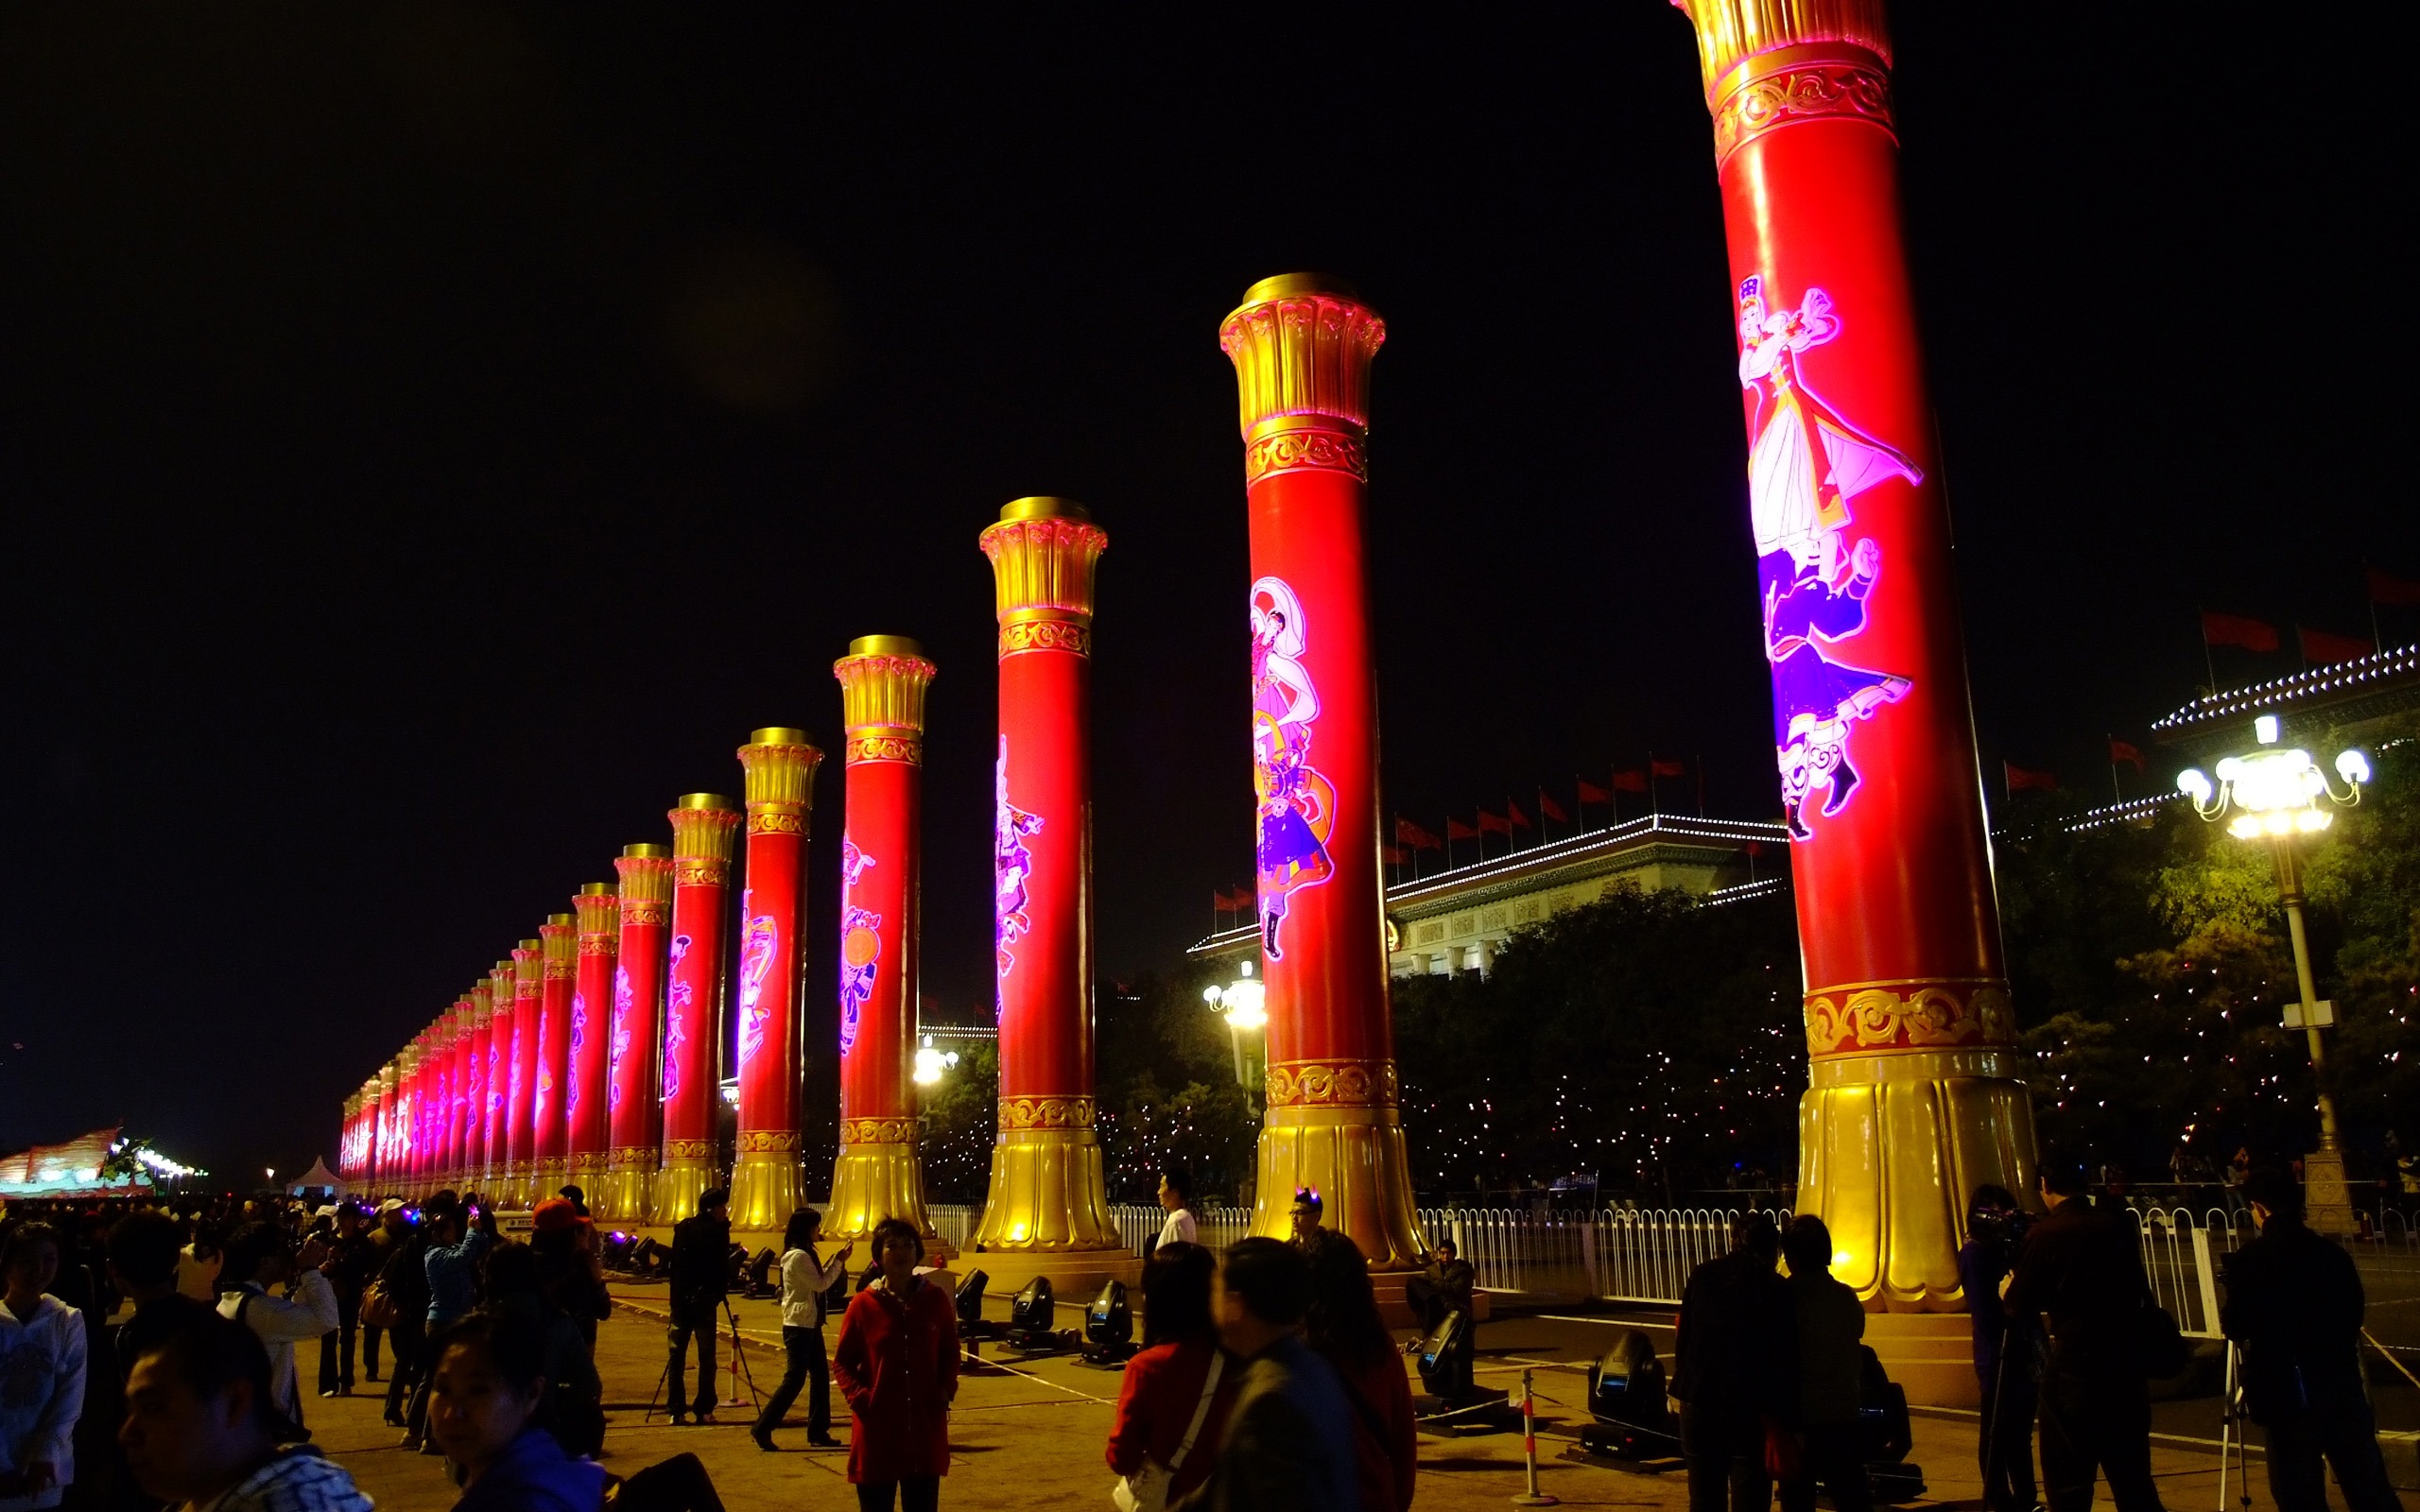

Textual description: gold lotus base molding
[825,1140,934,1243]
[596,1148,660,1224]
[650,1150,721,1226]
[534,1157,568,1206]
[729,1144,809,1234]
[1248,1104,1428,1269]
[564,1150,609,1193]
[1798,1049,2038,1312]
[971,1125,1124,1252]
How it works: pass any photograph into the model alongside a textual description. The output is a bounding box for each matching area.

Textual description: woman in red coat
[832,1217,959,1512]
[1305,1233,1418,1512]
[1105,1243,1238,1505]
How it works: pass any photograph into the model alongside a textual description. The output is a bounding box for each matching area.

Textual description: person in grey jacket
[1171,1238,1355,1512]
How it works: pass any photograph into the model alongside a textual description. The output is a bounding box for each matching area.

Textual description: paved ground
[316,1280,2340,1511]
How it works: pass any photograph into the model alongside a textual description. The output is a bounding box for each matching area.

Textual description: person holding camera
[1961,1184,2038,1512]
[752,1208,852,1452]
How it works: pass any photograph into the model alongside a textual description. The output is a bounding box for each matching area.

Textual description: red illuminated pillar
[506,939,543,1208]
[826,638,938,1242]
[483,961,513,1191]
[375,1062,397,1193]
[535,913,577,1201]
[463,986,492,1191]
[973,498,1121,1256]
[567,883,620,1199]
[604,843,673,1223]
[435,1010,463,1194]
[733,731,823,1233]
[405,1034,429,1197]
[362,1076,385,1189]
[453,994,480,1188]
[1220,278,1426,1266]
[656,796,739,1224]
[1673,1,2032,1317]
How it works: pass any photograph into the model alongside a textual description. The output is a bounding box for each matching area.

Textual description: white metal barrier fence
[925,1203,1252,1259]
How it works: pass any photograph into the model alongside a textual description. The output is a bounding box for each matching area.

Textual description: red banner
[2299,626,2372,665]
[2004,762,2057,793]
[2202,610,2279,653]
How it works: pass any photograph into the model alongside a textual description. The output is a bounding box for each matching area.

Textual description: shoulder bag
[1113,1349,1225,1512]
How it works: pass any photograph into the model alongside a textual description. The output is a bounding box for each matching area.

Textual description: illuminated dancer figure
[838,837,881,1057]
[735,908,779,1067]
[1250,576,1334,959]
[1739,274,1919,837]
[993,737,1042,977]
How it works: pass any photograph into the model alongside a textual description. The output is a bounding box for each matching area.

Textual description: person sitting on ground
[0,1221,86,1512]
[1151,1167,1199,1258]
[2221,1169,2403,1512]
[214,1224,337,1436]
[1304,1233,1416,1512]
[1775,1215,1871,1512]
[1106,1242,1238,1508]
[1171,1237,1354,1512]
[665,1190,731,1428]
[833,1218,958,1512]
[118,1313,370,1512]
[1405,1238,1476,1336]
[1673,1212,1797,1512]
[1285,1190,1328,1258]
[752,1208,852,1452]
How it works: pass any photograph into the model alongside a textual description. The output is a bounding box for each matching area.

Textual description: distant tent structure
[286,1156,347,1196]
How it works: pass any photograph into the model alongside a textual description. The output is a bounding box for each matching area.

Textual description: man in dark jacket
[316,1205,378,1398]
[1960,1184,2039,1512]
[1673,1212,1797,1512]
[2002,1153,2162,1512]
[2221,1170,2402,1512]
[1171,1237,1355,1512]
[666,1188,731,1425]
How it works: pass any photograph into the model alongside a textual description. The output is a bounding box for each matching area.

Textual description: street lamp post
[1203,963,1268,1106]
[2178,715,2373,1234]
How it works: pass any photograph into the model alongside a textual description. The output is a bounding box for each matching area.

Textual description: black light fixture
[1414,1308,1475,1400]
[1579,1330,1674,1459]
[955,1269,992,1330]
[744,1247,780,1298]
[630,1236,665,1276]
[1080,1280,1136,1365]
[600,1231,638,1272]
[1854,1345,1925,1502]
[1007,1275,1058,1349]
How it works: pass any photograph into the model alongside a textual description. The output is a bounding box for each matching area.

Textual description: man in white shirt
[214,1225,338,1434]
[1154,1165,1200,1255]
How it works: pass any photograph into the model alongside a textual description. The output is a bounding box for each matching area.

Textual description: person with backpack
[1107,1243,1237,1510]
[213,1226,337,1437]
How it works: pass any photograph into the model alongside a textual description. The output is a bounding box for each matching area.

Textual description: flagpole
[2200,611,2217,696]
[1695,753,1705,817]
[2106,735,2121,804]
[1609,764,1619,826]
[1648,750,1659,815]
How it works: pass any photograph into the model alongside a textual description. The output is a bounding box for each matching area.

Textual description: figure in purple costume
[1250,576,1334,960]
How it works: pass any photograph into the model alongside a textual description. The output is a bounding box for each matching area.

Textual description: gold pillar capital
[980,501,1108,647]
[1672,0,1896,169]
[470,984,493,1026]
[615,847,674,924]
[490,962,515,1016]
[574,884,620,950]
[540,916,576,977]
[1219,276,1384,439]
[738,734,823,837]
[668,797,740,886]
[1672,0,1892,95]
[512,939,543,997]
[837,641,939,764]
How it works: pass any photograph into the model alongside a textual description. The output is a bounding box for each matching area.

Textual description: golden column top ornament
[470,982,493,1026]
[668,794,741,885]
[1671,0,1895,166]
[739,730,823,837]
[1672,0,1890,94]
[980,498,1107,653]
[836,636,939,765]
[513,938,543,993]
[380,1059,398,1097]
[490,961,514,1016]
[1219,275,1385,484]
[574,884,620,951]
[615,843,673,925]
[541,914,576,977]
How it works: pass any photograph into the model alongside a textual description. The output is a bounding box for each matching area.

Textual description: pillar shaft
[974,498,1120,1253]
[465,988,493,1190]
[1676,0,2031,1311]
[568,884,620,1193]
[656,795,739,1224]
[484,963,513,1189]
[536,914,576,1197]
[403,1038,426,1194]
[507,940,543,1207]
[437,1011,464,1191]
[732,731,823,1232]
[827,638,938,1241]
[1220,277,1426,1267]
[604,844,673,1222]
[375,1062,397,1192]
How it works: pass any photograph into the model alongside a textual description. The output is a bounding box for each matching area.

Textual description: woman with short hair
[832,1218,957,1512]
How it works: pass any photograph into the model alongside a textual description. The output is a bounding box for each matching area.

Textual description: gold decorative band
[998,619,1089,658]
[663,1139,715,1160]
[579,936,618,956]
[1803,977,2014,1058]
[840,1116,919,1145]
[1676,0,1892,100]
[1711,47,1893,169]
[608,1145,658,1164]
[673,859,728,888]
[1265,1059,1400,1109]
[544,960,574,980]
[620,900,667,928]
[748,807,807,836]
[998,1095,1097,1131]
[1245,425,1367,485]
[515,982,540,1003]
[845,734,924,765]
[736,1128,802,1154]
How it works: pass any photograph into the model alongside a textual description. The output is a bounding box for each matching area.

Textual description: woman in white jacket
[0,1221,85,1512]
[751,1209,852,1451]
[215,1224,338,1434]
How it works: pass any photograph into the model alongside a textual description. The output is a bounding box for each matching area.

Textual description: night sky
[1,8,2410,1183]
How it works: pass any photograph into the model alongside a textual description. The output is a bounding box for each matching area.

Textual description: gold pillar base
[1799,1049,2038,1312]
[971,1124,1124,1252]
[825,1125,933,1242]
[493,1160,523,1210]
[534,1156,568,1207]
[651,1143,719,1226]
[2302,1146,2359,1236]
[596,1147,659,1225]
[729,1137,808,1235]
[563,1150,609,1203]
[1247,1104,1428,1269]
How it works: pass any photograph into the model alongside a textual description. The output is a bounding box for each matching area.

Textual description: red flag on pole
[1380,844,1409,866]
[2108,739,2144,772]
[2004,761,2057,793]
[1651,757,1686,778]
[1575,777,1609,805]
[1393,816,1442,850]
[1610,768,1649,794]
[2201,610,2280,653]
[1445,816,1479,841]
[2299,626,2373,665]
[1506,799,1532,831]
[2367,568,2420,606]
[1538,790,1568,824]
[1476,809,1512,836]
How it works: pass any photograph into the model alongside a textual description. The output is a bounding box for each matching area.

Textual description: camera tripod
[644,1295,763,1423]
